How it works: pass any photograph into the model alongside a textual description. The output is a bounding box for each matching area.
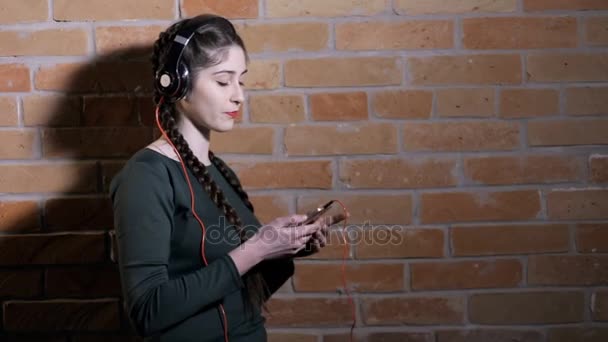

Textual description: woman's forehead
[203,46,247,74]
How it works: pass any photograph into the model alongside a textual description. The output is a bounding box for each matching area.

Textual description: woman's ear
[176,96,192,114]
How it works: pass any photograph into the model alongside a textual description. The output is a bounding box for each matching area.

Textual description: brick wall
[0,0,607,341]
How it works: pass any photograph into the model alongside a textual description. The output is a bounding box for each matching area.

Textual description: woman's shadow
[1,44,159,341]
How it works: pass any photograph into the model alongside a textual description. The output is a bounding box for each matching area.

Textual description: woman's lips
[225,111,238,118]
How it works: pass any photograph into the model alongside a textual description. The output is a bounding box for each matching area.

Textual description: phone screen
[301,200,335,225]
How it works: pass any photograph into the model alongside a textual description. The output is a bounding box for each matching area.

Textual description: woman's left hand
[293,214,346,258]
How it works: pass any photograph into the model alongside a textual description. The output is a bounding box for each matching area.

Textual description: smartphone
[300,200,336,225]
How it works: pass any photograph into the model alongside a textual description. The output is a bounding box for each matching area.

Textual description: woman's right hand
[247,214,323,261]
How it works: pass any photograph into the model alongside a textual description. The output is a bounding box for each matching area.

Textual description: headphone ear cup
[155,69,178,99]
[174,61,191,102]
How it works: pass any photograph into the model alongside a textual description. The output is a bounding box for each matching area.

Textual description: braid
[210,151,254,213]
[151,20,270,318]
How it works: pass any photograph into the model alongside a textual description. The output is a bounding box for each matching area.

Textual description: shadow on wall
[0,45,159,341]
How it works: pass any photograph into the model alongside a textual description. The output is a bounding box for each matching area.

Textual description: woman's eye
[217,81,228,86]
[239,82,244,86]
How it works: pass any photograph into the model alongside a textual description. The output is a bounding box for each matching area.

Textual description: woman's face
[178,45,247,132]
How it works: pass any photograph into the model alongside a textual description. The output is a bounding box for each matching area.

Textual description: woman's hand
[247,214,326,260]
[293,213,347,258]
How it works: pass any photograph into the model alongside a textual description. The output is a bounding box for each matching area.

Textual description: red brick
[0,233,106,265]
[285,123,398,156]
[437,329,543,342]
[231,160,332,189]
[285,57,402,87]
[421,190,541,224]
[324,332,433,342]
[500,88,559,118]
[3,299,120,332]
[42,127,152,158]
[0,163,98,194]
[403,121,520,151]
[463,17,577,49]
[0,64,30,92]
[266,0,386,17]
[524,0,608,11]
[590,155,608,183]
[464,155,582,185]
[411,259,522,290]
[451,224,569,256]
[298,194,412,225]
[45,197,113,231]
[0,29,88,56]
[0,0,48,24]
[310,92,368,121]
[528,255,608,285]
[0,201,40,233]
[22,95,82,126]
[548,327,608,342]
[249,195,290,225]
[54,0,174,20]
[362,296,465,325]
[355,228,444,259]
[0,270,42,297]
[249,94,305,123]
[95,25,163,56]
[469,292,584,324]
[547,189,608,220]
[0,130,37,159]
[293,263,404,292]
[83,96,139,126]
[182,0,258,18]
[0,335,66,342]
[101,161,125,193]
[35,62,152,93]
[339,158,457,189]
[372,90,432,119]
[593,291,608,320]
[409,54,521,85]
[394,0,517,14]
[565,86,608,116]
[527,53,608,82]
[267,334,316,342]
[210,127,275,154]
[264,298,352,327]
[586,17,608,46]
[336,20,453,50]
[244,60,280,90]
[237,22,328,53]
[0,96,18,126]
[46,266,121,297]
[577,223,608,253]
[138,96,156,126]
[436,88,494,117]
[528,119,608,146]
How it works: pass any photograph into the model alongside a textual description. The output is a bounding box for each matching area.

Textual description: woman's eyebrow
[212,69,248,75]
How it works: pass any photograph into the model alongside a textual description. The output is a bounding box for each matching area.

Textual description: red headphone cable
[332,199,356,342]
[155,98,230,342]
[155,99,356,342]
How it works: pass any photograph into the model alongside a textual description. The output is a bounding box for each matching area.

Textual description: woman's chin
[211,121,235,133]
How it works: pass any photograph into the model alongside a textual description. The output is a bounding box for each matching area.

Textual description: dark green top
[109,148,294,342]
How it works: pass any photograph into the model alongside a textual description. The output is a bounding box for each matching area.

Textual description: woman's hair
[151,14,268,318]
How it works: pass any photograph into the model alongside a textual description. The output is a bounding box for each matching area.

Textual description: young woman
[110,14,343,342]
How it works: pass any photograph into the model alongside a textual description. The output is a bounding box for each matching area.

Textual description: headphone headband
[155,19,206,102]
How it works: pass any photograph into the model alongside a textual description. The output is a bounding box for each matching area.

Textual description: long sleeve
[257,258,294,301]
[110,161,245,337]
